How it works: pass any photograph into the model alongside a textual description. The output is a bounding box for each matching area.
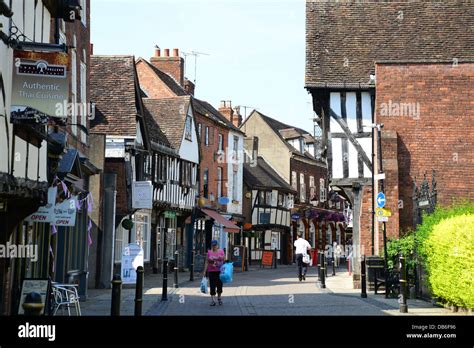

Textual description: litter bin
[366,256,385,292]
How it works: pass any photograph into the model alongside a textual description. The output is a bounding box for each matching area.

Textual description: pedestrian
[202,240,225,306]
[294,232,312,281]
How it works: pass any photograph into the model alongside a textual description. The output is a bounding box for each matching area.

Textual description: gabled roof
[136,57,244,134]
[136,58,188,97]
[246,110,319,161]
[90,56,139,136]
[244,157,295,193]
[305,1,474,88]
[192,98,244,134]
[142,97,192,151]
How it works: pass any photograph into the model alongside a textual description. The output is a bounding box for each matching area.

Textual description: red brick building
[305,1,474,286]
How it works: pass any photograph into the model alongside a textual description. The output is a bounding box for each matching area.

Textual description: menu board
[261,251,274,267]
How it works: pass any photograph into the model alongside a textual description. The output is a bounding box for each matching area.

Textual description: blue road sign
[376,192,386,208]
[291,213,301,220]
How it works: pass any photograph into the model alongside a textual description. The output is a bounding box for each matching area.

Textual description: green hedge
[424,214,474,308]
[385,202,474,307]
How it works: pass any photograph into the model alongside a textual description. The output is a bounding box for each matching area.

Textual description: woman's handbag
[219,262,234,284]
[200,277,208,294]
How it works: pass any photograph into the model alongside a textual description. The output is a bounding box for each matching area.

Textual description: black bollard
[361,255,367,298]
[190,250,195,282]
[317,251,322,281]
[174,251,179,289]
[320,251,326,289]
[22,292,44,316]
[111,274,122,316]
[332,249,336,276]
[161,258,168,301]
[135,266,144,316]
[399,254,408,313]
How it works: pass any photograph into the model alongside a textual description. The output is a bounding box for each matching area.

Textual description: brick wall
[290,158,327,204]
[136,59,178,98]
[195,112,229,210]
[376,62,474,231]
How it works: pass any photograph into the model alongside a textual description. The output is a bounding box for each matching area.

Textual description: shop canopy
[200,208,240,233]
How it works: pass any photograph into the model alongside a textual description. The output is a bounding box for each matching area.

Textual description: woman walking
[202,240,225,306]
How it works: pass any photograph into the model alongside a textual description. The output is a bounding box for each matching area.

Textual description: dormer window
[299,138,305,154]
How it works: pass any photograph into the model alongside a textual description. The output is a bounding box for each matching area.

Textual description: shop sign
[121,243,144,285]
[261,250,274,267]
[132,181,153,209]
[26,188,77,226]
[164,211,177,219]
[11,50,69,119]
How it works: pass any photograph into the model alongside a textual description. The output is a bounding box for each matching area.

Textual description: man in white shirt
[294,232,311,281]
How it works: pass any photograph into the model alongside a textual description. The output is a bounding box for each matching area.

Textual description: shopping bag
[303,253,311,265]
[219,262,234,284]
[200,277,208,294]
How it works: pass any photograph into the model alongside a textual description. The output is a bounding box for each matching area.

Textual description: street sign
[377,216,389,222]
[376,192,386,208]
[376,208,392,217]
[291,213,301,220]
[374,173,386,181]
[121,243,144,285]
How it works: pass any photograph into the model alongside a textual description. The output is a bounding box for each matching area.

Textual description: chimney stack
[219,100,242,128]
[150,46,185,86]
[184,78,195,96]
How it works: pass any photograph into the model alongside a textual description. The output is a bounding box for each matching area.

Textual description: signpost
[261,250,274,267]
[121,244,144,285]
[376,192,386,209]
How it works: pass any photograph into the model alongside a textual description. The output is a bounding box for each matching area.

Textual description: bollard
[317,251,322,281]
[332,249,336,276]
[22,292,44,316]
[320,251,326,289]
[361,255,367,298]
[399,254,408,313]
[135,266,144,316]
[174,251,179,289]
[190,250,195,282]
[161,258,168,301]
[111,274,122,316]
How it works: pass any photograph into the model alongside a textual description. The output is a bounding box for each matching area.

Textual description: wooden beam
[329,108,372,171]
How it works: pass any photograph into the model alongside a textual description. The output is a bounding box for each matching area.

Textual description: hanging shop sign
[121,243,144,285]
[132,181,153,209]
[164,211,177,219]
[25,187,57,223]
[11,50,69,119]
[26,191,77,226]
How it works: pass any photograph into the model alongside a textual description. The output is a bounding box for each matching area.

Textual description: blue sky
[91,0,315,132]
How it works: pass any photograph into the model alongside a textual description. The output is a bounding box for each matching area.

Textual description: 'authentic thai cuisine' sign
[11,50,69,120]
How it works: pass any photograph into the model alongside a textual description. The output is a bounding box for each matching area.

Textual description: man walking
[294,232,311,281]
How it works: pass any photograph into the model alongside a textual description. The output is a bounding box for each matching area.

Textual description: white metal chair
[51,283,81,316]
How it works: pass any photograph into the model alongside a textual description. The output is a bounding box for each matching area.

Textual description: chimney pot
[155,48,161,57]
[90,43,94,55]
[227,101,232,108]
[220,101,226,108]
[164,49,170,57]
[173,48,179,57]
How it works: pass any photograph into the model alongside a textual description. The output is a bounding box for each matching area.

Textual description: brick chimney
[184,78,195,96]
[233,105,243,128]
[219,101,243,128]
[150,47,184,86]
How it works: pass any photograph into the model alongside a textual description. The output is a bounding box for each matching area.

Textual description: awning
[200,208,240,233]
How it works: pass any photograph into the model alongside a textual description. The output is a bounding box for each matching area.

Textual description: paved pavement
[77,265,468,316]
